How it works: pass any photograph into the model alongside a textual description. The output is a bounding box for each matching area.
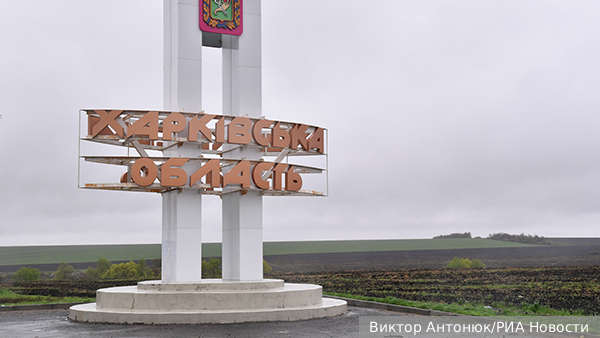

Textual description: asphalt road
[0,306,405,338]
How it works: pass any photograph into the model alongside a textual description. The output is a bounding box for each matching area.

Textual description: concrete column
[221,0,263,281]
[162,0,203,283]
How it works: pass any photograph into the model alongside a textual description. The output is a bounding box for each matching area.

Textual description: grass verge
[0,288,94,306]
[325,292,584,316]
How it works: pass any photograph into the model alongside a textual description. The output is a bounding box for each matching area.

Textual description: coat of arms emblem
[199,0,243,36]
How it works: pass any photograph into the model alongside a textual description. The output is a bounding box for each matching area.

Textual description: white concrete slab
[70,298,347,324]
[69,280,347,324]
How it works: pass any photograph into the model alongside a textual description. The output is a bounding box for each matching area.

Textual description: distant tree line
[434,232,472,239]
[487,233,553,245]
[433,231,551,245]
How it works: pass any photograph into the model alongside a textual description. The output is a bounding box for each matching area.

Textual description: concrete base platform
[69,279,347,324]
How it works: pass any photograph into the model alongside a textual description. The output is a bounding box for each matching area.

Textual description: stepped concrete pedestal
[69,279,346,324]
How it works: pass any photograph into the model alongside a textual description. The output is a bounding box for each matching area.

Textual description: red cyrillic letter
[290,124,310,151]
[308,127,324,153]
[223,160,251,188]
[285,166,303,191]
[272,122,290,148]
[161,158,189,187]
[189,114,215,142]
[131,158,158,187]
[91,110,124,138]
[252,162,273,190]
[272,163,288,190]
[162,112,186,141]
[228,117,252,144]
[128,111,159,140]
[190,159,222,188]
[252,119,273,146]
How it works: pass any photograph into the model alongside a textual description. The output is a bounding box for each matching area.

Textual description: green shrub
[447,257,466,268]
[135,258,153,277]
[102,261,140,279]
[263,259,272,274]
[470,258,486,268]
[101,260,153,279]
[12,267,41,282]
[446,257,486,268]
[96,258,111,275]
[202,258,221,278]
[86,257,117,279]
[85,267,101,279]
[54,262,74,280]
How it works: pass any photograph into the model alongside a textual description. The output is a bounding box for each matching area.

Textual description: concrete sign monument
[70,0,346,324]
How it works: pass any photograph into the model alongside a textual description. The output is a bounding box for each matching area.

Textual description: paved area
[0,306,410,338]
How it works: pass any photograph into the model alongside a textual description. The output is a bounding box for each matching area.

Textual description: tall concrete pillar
[162,0,203,282]
[221,0,264,281]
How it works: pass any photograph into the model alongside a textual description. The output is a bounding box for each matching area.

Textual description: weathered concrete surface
[69,280,347,324]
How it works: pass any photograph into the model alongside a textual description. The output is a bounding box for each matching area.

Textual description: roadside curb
[0,302,85,312]
[324,295,457,316]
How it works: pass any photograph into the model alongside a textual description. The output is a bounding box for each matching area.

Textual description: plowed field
[266,243,600,272]
[268,266,600,315]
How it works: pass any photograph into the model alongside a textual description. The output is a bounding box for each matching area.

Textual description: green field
[261,238,531,255]
[0,239,533,267]
[0,244,161,267]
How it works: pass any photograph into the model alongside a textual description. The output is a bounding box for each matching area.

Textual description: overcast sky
[0,1,599,246]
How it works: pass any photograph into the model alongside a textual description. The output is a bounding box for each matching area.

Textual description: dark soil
[265,244,600,273]
[268,266,600,315]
